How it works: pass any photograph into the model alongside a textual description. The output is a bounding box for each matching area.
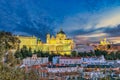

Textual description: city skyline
[0,0,120,44]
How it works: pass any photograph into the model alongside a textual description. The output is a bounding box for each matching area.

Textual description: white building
[81,56,106,65]
[23,54,48,66]
[59,57,81,65]
[47,67,79,73]
[83,71,105,79]
[53,56,106,66]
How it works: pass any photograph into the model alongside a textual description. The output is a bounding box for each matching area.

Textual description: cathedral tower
[47,33,50,43]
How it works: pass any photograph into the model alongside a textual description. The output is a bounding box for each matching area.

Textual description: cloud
[76,33,107,38]
[59,13,94,31]
[104,24,120,37]
[74,33,120,44]
[74,32,108,44]
[96,12,120,29]
[108,37,120,44]
[0,0,56,41]
[58,7,120,44]
[59,7,120,37]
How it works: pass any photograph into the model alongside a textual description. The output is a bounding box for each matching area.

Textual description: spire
[57,28,65,34]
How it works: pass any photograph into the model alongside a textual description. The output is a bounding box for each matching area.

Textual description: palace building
[94,38,112,51]
[17,29,74,55]
[94,38,110,50]
[92,38,120,53]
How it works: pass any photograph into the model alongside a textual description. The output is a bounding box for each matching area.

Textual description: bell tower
[47,33,50,43]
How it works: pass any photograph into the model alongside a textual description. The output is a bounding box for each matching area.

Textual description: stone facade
[17,29,74,55]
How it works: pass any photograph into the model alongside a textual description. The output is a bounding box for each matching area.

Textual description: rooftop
[60,57,81,59]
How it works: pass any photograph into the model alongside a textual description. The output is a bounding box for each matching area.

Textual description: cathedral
[95,38,111,51]
[17,29,74,55]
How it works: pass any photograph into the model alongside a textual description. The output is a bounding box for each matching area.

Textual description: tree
[6,51,16,67]
[0,31,20,60]
[107,45,111,49]
[0,64,31,80]
[116,51,120,59]
[44,52,50,57]
[0,31,25,80]
[71,51,77,57]
[20,45,30,58]
[37,50,42,57]
[14,49,23,59]
[28,47,32,57]
[0,31,41,80]
[95,49,102,56]
[27,69,39,80]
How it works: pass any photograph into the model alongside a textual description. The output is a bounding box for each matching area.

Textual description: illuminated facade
[93,38,120,53]
[96,38,111,50]
[17,29,74,55]
[100,38,110,46]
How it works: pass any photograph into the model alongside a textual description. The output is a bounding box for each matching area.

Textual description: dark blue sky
[0,0,120,43]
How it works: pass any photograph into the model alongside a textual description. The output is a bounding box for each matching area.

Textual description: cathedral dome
[57,29,65,34]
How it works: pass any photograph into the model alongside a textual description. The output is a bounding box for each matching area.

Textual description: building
[17,29,74,55]
[94,38,111,51]
[59,57,81,65]
[22,54,48,66]
[100,38,110,46]
[52,56,106,66]
[81,55,106,65]
[94,38,120,53]
[17,35,39,49]
[52,56,81,65]
[52,56,60,64]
